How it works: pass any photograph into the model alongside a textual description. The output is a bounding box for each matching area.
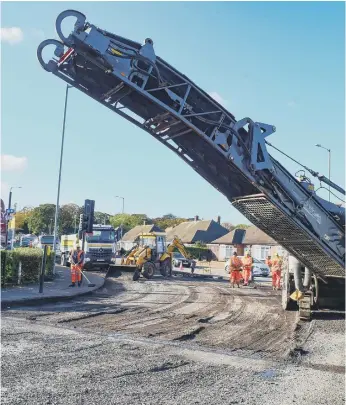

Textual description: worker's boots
[77,281,81,287]
[69,282,76,288]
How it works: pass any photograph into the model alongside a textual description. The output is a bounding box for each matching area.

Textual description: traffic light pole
[82,231,86,251]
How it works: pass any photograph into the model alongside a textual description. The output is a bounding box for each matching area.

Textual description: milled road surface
[2,273,345,404]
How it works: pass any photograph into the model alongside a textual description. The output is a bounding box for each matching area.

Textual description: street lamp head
[315,144,321,147]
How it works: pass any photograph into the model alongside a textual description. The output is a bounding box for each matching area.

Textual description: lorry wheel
[160,259,172,277]
[142,262,155,279]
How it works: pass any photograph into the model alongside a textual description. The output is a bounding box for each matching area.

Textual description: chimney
[217,215,221,224]
[194,215,199,222]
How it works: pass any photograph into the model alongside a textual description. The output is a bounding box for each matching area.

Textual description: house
[166,216,229,245]
[119,224,164,251]
[210,228,246,260]
[242,226,285,261]
[210,225,286,261]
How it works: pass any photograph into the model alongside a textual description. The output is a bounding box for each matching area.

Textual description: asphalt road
[2,272,345,405]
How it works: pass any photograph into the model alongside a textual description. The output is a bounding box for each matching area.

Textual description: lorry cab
[60,225,119,270]
[83,225,117,270]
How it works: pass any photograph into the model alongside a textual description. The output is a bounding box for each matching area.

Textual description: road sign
[6,209,15,214]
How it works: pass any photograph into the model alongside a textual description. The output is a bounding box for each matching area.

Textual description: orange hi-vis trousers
[242,266,251,284]
[71,265,82,283]
[230,269,242,284]
[272,271,281,288]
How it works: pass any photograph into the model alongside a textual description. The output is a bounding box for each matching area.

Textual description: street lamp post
[5,186,22,250]
[52,84,73,274]
[315,144,331,202]
[115,196,125,239]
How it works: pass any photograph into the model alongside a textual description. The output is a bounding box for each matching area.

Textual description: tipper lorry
[60,224,120,270]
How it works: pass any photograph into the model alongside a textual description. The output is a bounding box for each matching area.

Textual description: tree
[152,214,187,231]
[27,204,56,235]
[235,224,251,230]
[94,211,111,225]
[162,213,176,220]
[221,222,235,231]
[109,213,151,233]
[60,204,80,234]
[14,207,34,233]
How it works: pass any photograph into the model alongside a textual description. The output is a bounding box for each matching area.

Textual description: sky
[1,1,345,225]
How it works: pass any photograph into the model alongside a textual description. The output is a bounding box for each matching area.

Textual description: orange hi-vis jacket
[71,250,84,268]
[230,256,242,270]
[243,256,253,270]
[271,257,282,273]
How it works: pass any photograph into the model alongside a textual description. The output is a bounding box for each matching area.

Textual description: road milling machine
[38,10,345,320]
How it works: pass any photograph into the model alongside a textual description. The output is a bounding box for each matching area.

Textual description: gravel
[2,276,345,405]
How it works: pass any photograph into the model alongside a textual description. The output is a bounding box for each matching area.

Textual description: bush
[1,248,55,285]
[173,246,212,261]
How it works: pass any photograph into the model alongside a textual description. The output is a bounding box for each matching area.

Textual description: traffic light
[83,199,95,233]
[78,214,84,239]
[78,214,84,231]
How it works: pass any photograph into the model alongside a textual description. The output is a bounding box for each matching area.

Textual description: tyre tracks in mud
[4,275,299,361]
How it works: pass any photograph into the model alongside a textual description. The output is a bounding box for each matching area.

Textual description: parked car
[172,252,193,268]
[224,257,270,278]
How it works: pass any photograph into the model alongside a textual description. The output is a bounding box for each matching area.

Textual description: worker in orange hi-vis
[69,244,84,288]
[242,251,253,286]
[271,253,282,290]
[229,252,243,288]
[266,255,273,284]
[265,255,272,271]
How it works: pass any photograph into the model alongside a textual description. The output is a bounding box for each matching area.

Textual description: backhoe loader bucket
[106,264,137,279]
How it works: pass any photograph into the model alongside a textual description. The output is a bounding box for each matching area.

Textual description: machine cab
[135,232,167,260]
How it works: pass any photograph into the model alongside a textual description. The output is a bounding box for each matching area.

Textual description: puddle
[260,369,276,379]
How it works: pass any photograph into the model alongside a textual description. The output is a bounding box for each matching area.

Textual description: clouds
[1,155,28,172]
[208,91,228,107]
[0,27,24,45]
[0,27,45,45]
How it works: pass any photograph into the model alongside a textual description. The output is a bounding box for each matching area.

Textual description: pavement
[1,265,106,308]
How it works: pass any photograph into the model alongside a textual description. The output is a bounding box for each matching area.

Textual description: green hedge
[1,248,55,285]
[173,246,212,260]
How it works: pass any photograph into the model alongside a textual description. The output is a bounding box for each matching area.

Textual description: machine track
[3,275,299,360]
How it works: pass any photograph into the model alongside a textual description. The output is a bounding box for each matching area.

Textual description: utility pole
[5,187,21,250]
[52,84,72,274]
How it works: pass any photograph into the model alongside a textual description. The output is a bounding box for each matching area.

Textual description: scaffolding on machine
[37,10,345,316]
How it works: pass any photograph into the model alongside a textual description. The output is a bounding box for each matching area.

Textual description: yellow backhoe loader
[110,232,192,281]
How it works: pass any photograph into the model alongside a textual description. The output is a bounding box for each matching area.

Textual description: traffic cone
[179,261,183,271]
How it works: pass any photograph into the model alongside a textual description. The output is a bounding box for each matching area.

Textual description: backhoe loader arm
[167,236,192,259]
